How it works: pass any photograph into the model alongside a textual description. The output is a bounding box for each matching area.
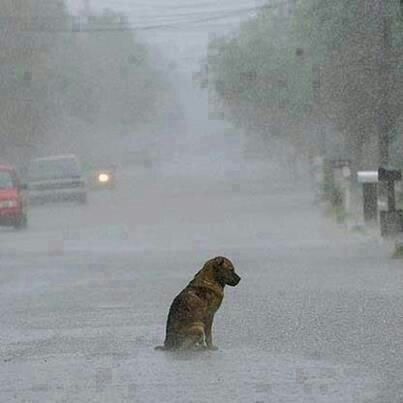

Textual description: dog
[155,256,240,351]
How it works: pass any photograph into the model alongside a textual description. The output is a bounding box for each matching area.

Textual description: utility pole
[378,1,393,168]
[311,64,326,156]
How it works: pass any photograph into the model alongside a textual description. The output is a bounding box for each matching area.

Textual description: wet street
[0,167,402,403]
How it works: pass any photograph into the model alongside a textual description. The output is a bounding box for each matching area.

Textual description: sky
[66,0,268,71]
[64,0,271,171]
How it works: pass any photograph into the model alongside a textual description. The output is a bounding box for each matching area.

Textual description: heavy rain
[0,1,402,402]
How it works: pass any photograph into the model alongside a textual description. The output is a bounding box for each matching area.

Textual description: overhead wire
[5,1,283,33]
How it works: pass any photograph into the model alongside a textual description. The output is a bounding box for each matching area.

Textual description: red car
[0,165,28,229]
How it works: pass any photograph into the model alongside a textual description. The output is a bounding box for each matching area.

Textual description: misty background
[2,0,402,184]
[0,0,301,183]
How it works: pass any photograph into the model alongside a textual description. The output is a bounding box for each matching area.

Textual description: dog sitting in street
[155,256,241,351]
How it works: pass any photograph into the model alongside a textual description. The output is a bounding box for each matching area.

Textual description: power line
[1,2,281,33]
[74,0,266,15]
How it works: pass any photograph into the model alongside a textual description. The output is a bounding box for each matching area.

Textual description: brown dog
[155,256,241,351]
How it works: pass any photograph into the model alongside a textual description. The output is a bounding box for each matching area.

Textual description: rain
[0,1,402,402]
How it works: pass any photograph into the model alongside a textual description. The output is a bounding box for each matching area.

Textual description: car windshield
[0,171,14,189]
[28,158,81,180]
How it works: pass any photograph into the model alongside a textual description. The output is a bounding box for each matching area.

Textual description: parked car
[0,164,28,229]
[27,154,87,205]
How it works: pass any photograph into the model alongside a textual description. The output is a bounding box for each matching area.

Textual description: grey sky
[65,0,270,167]
[66,0,267,70]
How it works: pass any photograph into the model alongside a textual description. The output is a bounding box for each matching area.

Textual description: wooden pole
[378,2,392,168]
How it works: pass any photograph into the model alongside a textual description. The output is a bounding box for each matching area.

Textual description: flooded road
[0,166,402,402]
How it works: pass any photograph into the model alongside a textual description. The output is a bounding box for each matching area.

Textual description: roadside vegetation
[207,0,403,174]
[0,1,175,165]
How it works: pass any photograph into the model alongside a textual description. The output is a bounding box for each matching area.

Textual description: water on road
[0,166,402,402]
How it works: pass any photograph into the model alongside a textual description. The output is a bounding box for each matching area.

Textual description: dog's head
[209,256,241,287]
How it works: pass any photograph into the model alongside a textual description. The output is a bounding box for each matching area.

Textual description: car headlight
[98,173,110,183]
[0,200,18,208]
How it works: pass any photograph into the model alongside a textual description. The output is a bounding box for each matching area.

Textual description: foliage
[0,2,172,163]
[0,0,68,162]
[208,0,403,168]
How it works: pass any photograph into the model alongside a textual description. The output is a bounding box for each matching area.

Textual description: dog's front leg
[205,317,218,350]
[179,323,206,350]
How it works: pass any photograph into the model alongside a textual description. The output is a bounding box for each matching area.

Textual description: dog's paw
[207,345,219,351]
[192,344,208,352]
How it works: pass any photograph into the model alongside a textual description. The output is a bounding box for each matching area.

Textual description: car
[0,164,28,229]
[27,154,87,205]
[88,165,117,190]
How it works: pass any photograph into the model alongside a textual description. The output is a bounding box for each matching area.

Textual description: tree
[208,0,403,170]
[0,3,176,165]
[297,0,403,168]
[0,0,68,164]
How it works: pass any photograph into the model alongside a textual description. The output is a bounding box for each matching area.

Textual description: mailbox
[357,171,378,184]
[378,167,402,182]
